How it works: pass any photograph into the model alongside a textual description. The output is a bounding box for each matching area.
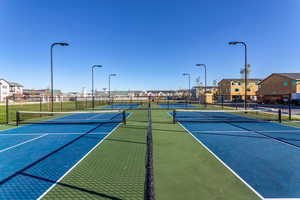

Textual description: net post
[173,110,176,124]
[122,110,126,125]
[278,109,282,123]
[16,111,20,126]
[5,97,9,124]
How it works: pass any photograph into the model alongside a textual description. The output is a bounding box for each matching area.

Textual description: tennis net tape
[16,110,127,125]
[173,109,281,123]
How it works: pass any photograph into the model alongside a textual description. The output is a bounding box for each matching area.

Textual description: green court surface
[41,105,260,200]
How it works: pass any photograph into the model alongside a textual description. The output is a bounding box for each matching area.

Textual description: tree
[212,80,217,86]
[240,64,251,78]
[195,76,201,86]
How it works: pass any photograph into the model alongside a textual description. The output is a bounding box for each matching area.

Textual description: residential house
[0,79,23,101]
[192,86,218,97]
[257,73,300,104]
[218,78,262,102]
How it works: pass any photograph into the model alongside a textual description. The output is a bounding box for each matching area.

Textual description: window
[283,81,289,86]
[292,80,298,85]
[235,88,240,92]
[237,82,241,85]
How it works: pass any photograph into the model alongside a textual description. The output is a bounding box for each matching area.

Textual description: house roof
[258,73,300,85]
[219,78,262,82]
[9,82,23,87]
[193,86,218,89]
[275,73,300,80]
[0,79,23,87]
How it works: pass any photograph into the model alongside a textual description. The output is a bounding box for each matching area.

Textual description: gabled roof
[9,82,23,87]
[259,73,300,85]
[0,79,23,87]
[219,78,262,82]
[275,73,300,80]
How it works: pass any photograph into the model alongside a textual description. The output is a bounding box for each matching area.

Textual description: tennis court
[103,103,142,109]
[173,108,300,199]
[0,109,130,199]
[158,103,197,109]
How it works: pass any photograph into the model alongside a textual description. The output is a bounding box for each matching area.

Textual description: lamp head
[57,42,69,46]
[228,41,240,45]
[93,65,102,68]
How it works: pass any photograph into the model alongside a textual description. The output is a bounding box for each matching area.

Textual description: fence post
[288,93,292,120]
[278,109,282,123]
[221,95,224,110]
[6,98,9,124]
[75,96,78,110]
[60,97,63,112]
[16,111,20,126]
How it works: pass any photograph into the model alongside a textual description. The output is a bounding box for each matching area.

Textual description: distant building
[0,79,23,101]
[257,73,300,103]
[23,89,62,97]
[146,90,177,97]
[218,78,261,102]
[192,86,218,97]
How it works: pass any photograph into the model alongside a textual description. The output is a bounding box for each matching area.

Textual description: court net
[16,110,127,125]
[172,109,282,123]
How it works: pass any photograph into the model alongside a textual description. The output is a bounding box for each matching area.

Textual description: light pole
[196,64,207,107]
[182,73,191,99]
[50,42,69,112]
[228,41,248,110]
[108,74,117,101]
[92,65,103,109]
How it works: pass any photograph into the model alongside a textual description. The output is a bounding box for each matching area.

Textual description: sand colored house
[257,73,300,103]
[218,78,262,101]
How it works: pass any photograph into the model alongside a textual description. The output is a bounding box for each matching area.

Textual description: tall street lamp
[195,64,207,106]
[91,65,103,109]
[228,41,248,110]
[182,73,191,99]
[50,42,69,112]
[108,73,117,100]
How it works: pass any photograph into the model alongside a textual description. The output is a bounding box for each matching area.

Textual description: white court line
[37,112,133,200]
[0,134,48,153]
[0,132,109,136]
[193,130,300,133]
[177,122,265,199]
[265,198,300,200]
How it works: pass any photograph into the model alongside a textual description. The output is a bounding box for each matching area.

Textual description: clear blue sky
[1,0,300,92]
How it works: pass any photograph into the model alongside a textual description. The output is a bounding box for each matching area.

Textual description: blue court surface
[158,103,197,109]
[178,110,300,199]
[103,103,140,109]
[0,112,125,199]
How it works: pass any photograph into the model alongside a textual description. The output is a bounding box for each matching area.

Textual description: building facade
[257,73,300,103]
[0,79,23,101]
[192,86,218,97]
[218,78,261,102]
